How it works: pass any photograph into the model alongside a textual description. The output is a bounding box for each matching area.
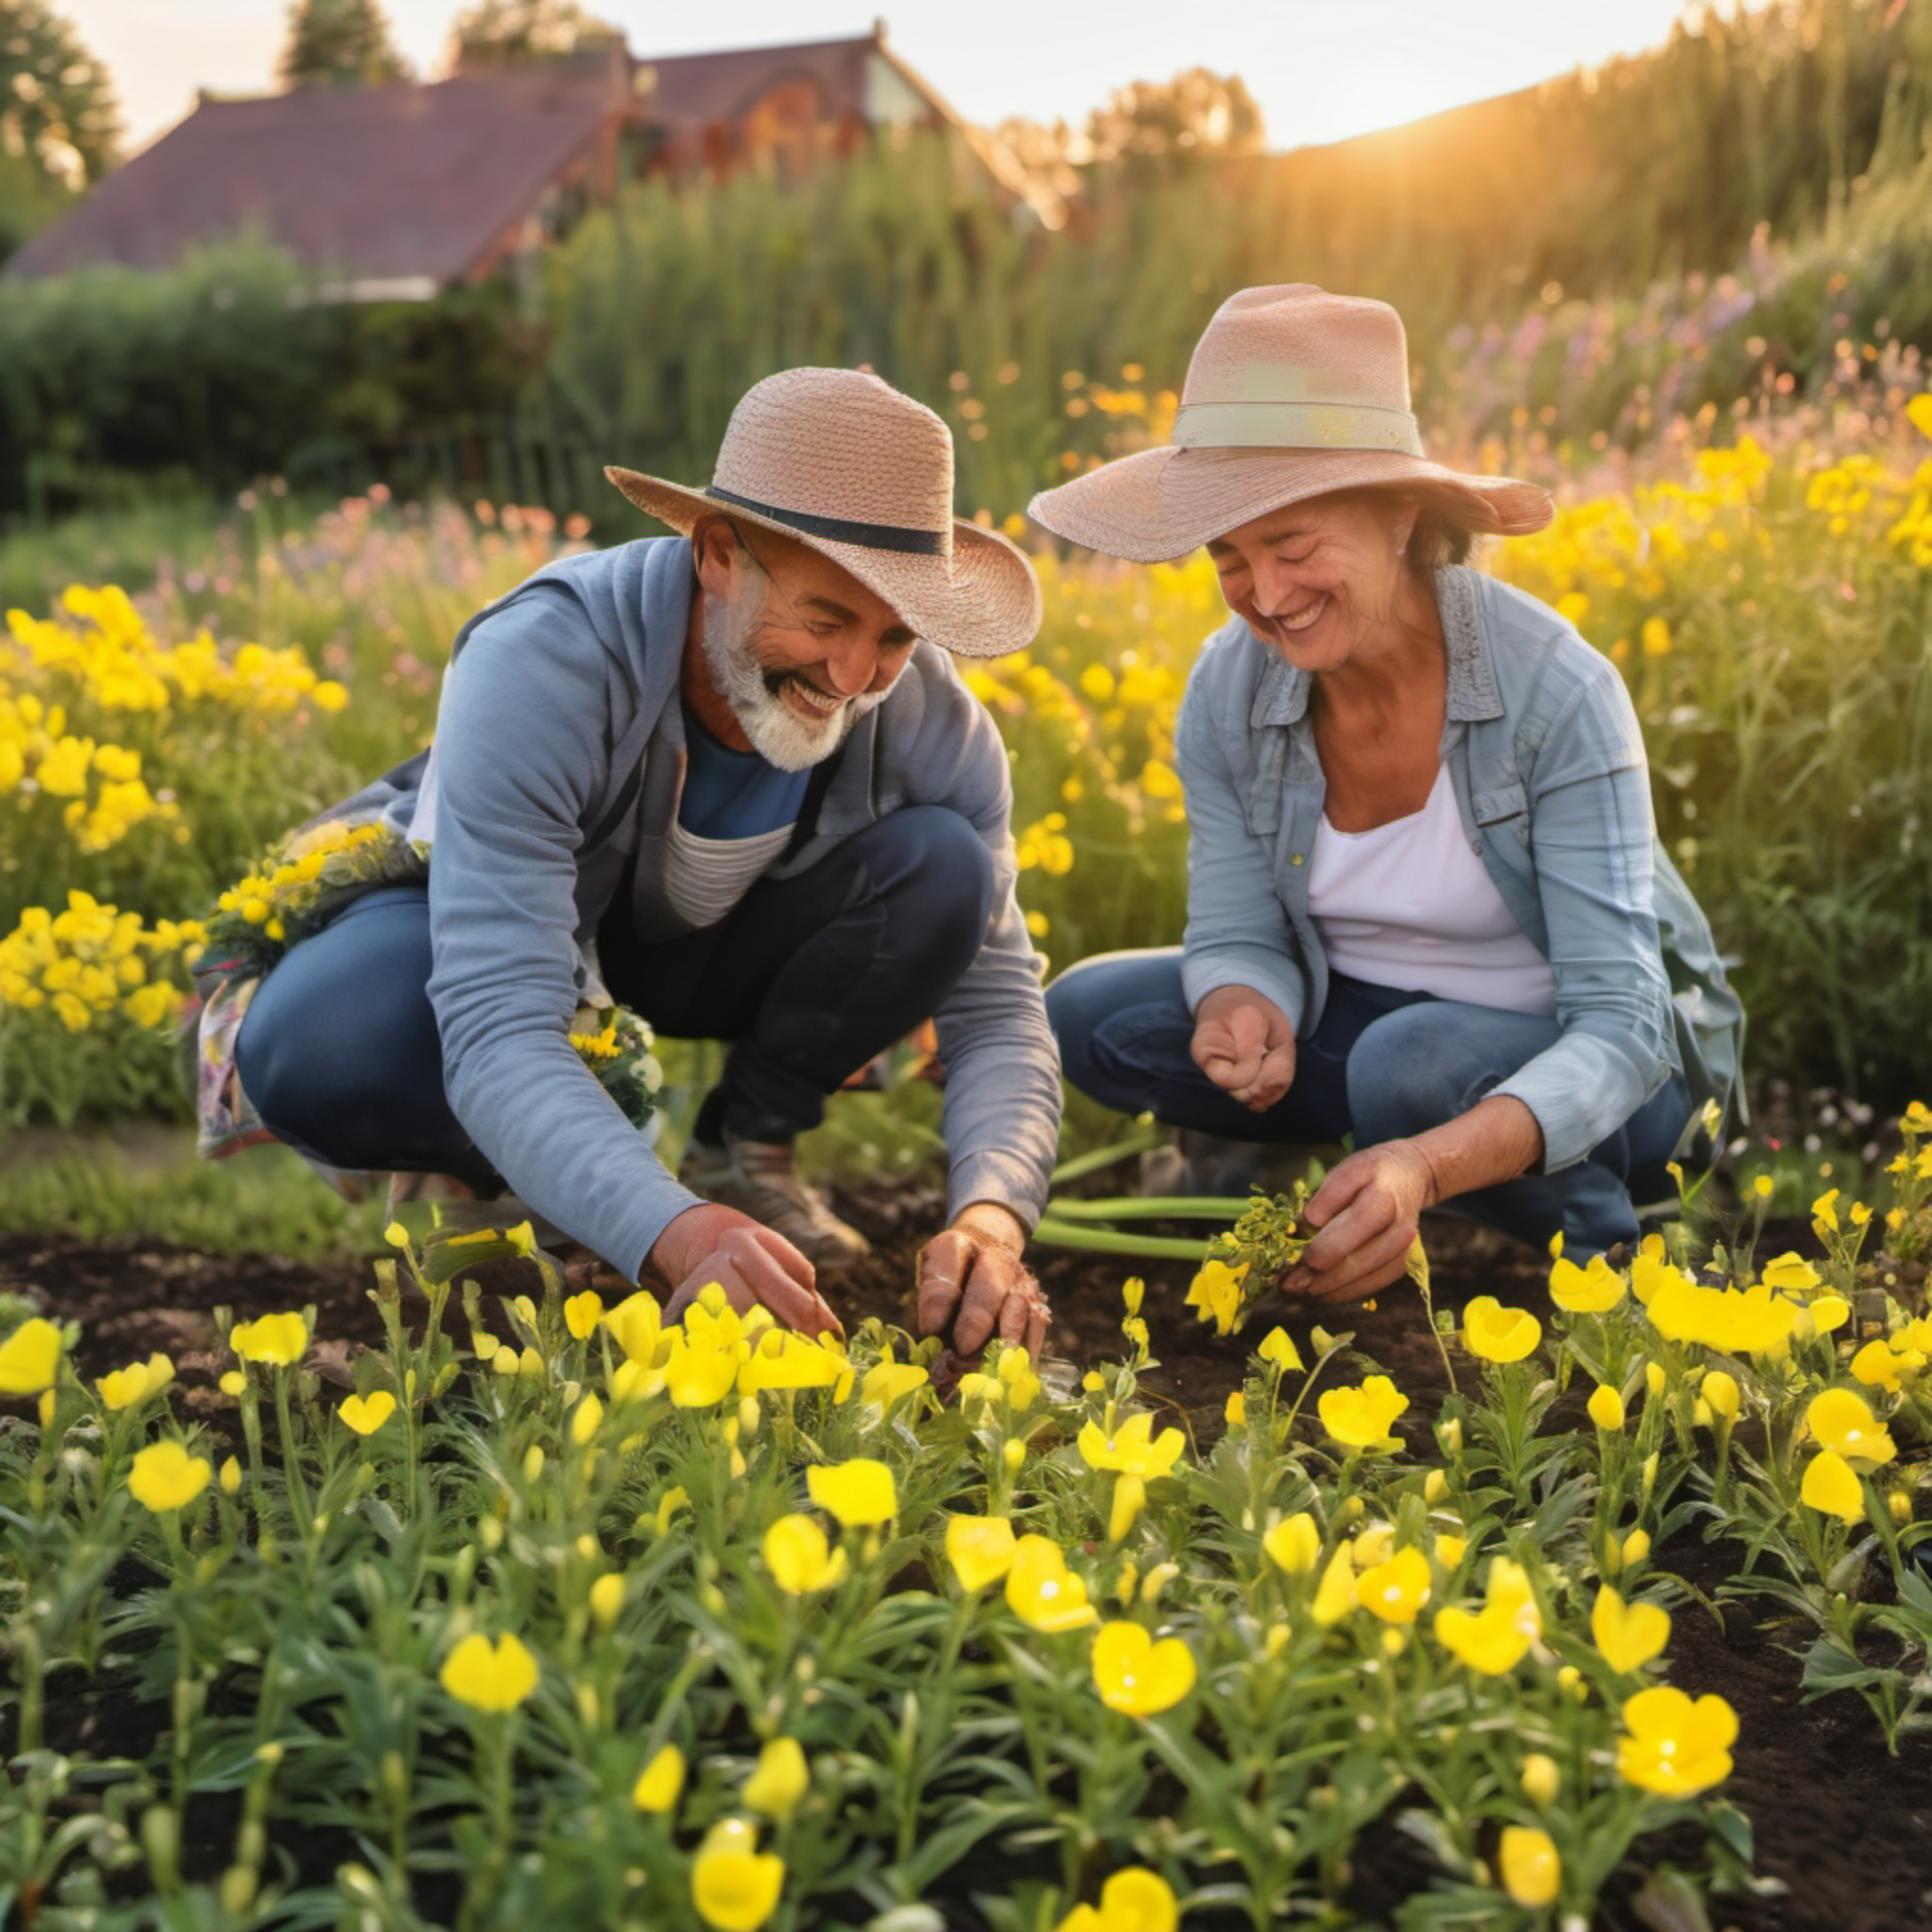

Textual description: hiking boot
[678,1133,872,1271]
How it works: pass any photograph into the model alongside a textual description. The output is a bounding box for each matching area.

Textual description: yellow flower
[1077,1411,1184,1479]
[1615,1686,1737,1796]
[589,1573,624,1630]
[739,1329,847,1396]
[563,1290,605,1339]
[1622,1527,1651,1567]
[690,1818,784,1932]
[0,1316,64,1396]
[96,1351,174,1412]
[127,1440,212,1513]
[1434,1599,1530,1675]
[1701,1370,1740,1422]
[229,1311,309,1367]
[743,1737,809,1821]
[1759,1252,1821,1294]
[1005,1535,1098,1632]
[1224,1390,1246,1427]
[1852,1338,1918,1393]
[1262,1511,1320,1577]
[1107,1474,1147,1543]
[340,1391,396,1436]
[1591,1586,1671,1673]
[1806,1387,1897,1466]
[1498,1826,1561,1907]
[762,1514,848,1594]
[806,1457,897,1528]
[1462,1297,1541,1363]
[1090,1619,1197,1717]
[1801,1449,1866,1523]
[1052,1867,1177,1932]
[1317,1373,1409,1450]
[1809,1295,1852,1336]
[632,1741,685,1813]
[1587,1384,1626,1431]
[1550,1253,1625,1312]
[662,1332,741,1408]
[859,1360,928,1410]
[946,1514,1018,1592]
[1519,1753,1561,1808]
[439,1632,540,1714]
[1183,1257,1248,1335]
[1257,1326,1304,1371]
[605,1291,665,1362]
[1356,1547,1432,1624]
[219,1454,242,1495]
[1812,1187,1840,1233]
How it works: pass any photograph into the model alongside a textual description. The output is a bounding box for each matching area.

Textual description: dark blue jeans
[235,806,994,1186]
[1044,946,1694,1256]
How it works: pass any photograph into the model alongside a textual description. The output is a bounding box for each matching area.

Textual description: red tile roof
[5,67,620,286]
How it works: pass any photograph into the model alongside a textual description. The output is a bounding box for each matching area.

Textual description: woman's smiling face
[1206,490,1418,672]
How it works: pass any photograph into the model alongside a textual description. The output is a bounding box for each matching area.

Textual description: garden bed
[6,1193,1928,1932]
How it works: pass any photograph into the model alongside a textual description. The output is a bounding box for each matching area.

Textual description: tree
[278,0,411,90]
[450,0,621,73]
[1084,68,1265,165]
[0,1,118,192]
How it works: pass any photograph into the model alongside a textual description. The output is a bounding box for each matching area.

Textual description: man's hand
[650,1201,843,1338]
[1279,1140,1438,1304]
[916,1201,1049,1359]
[1190,985,1297,1112]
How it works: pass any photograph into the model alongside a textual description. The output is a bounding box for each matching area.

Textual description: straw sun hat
[1029,285,1554,562]
[607,367,1041,659]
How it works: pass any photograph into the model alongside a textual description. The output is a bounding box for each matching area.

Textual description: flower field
[3,1124,1931,1928]
[1,405,1931,1924]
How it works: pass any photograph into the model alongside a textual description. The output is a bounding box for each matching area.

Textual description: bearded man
[219,369,1060,1351]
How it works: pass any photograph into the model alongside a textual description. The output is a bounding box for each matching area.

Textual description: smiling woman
[1030,285,1744,1305]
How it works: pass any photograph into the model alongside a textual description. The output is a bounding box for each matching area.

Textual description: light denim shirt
[1175,565,1743,1173]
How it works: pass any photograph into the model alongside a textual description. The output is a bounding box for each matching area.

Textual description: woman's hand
[1190,985,1297,1111]
[651,1201,844,1338]
[1280,1139,1439,1304]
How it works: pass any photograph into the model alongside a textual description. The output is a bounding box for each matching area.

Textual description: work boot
[1140,1129,1264,1199]
[678,1132,872,1271]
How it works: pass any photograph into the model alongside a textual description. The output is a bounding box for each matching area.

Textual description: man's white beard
[699,581,886,772]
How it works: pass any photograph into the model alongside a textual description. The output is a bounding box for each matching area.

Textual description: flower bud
[522,1445,546,1484]
[1702,1371,1740,1422]
[219,1455,242,1496]
[1424,1469,1449,1504]
[1644,1361,1667,1398]
[1003,1439,1027,1474]
[1519,1752,1561,1808]
[1889,1489,1913,1526]
[1621,1527,1651,1566]
[1587,1385,1625,1432]
[1437,1417,1463,1454]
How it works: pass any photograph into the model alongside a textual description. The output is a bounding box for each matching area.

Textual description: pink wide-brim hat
[1029,285,1554,562]
[608,367,1041,659]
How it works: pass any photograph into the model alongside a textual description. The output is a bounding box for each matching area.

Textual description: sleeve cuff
[1180,948,1308,1035]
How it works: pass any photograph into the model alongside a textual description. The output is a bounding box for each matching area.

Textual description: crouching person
[202,369,1060,1352]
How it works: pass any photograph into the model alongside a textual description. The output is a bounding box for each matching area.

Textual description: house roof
[4,67,619,286]
[633,34,886,129]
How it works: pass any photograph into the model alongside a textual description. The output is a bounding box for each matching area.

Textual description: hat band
[1171,400,1424,455]
[705,485,948,556]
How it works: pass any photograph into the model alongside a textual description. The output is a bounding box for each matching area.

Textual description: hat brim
[1028,446,1554,563]
[605,467,1041,660]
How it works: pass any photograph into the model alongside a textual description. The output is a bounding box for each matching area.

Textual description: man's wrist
[950,1199,1028,1256]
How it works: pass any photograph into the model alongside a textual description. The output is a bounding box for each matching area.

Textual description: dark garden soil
[5,1197,1930,1931]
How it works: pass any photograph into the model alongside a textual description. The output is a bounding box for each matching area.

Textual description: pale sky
[68,0,1716,158]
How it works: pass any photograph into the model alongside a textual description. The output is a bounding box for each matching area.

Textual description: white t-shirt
[1308,762,1558,1017]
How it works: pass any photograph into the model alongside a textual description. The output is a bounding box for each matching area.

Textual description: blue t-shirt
[677,704,808,838]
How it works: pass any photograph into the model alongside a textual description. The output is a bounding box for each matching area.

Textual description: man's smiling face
[692,518,918,770]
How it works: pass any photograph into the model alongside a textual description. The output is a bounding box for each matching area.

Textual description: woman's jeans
[234,806,994,1190]
[1044,947,1693,1257]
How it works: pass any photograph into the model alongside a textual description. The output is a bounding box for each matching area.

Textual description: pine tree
[278,0,412,90]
